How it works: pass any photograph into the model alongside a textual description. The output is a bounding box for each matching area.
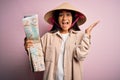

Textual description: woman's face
[58,10,72,33]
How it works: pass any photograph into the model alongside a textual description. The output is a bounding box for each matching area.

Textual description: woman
[24,2,99,80]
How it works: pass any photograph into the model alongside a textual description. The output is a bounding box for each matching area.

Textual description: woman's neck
[60,30,69,34]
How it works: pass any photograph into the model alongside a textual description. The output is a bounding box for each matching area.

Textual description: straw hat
[44,2,86,26]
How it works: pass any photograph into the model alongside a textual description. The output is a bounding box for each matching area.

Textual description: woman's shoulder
[76,31,85,38]
[41,32,53,39]
[71,30,85,35]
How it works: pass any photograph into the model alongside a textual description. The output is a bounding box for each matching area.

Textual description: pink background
[0,0,120,80]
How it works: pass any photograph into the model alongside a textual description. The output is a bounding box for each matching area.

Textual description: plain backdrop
[0,0,120,80]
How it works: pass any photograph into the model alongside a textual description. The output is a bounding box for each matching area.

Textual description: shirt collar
[53,29,79,38]
[54,29,78,34]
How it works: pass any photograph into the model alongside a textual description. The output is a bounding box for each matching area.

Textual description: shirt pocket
[45,45,55,62]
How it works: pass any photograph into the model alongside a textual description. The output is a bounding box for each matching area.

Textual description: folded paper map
[22,14,45,72]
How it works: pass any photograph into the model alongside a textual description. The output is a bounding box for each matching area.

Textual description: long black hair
[50,10,80,33]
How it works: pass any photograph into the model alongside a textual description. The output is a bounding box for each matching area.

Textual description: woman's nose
[63,15,67,20]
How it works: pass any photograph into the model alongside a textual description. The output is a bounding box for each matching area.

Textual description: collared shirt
[41,29,91,80]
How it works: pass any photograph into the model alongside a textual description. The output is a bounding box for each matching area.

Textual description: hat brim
[44,2,86,26]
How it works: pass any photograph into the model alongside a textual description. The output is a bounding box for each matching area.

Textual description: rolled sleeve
[74,33,91,61]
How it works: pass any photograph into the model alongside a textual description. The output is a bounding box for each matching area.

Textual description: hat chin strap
[71,16,79,27]
[48,17,60,27]
[71,13,85,27]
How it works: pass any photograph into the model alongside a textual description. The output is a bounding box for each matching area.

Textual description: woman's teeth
[62,21,69,24]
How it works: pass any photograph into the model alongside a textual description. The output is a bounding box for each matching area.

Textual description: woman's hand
[24,37,33,52]
[85,20,100,36]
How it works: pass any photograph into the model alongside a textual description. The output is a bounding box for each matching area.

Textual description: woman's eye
[59,13,63,17]
[66,13,71,16]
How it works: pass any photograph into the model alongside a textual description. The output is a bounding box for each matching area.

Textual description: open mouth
[62,20,69,25]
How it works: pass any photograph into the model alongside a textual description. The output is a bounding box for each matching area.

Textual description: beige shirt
[41,30,91,80]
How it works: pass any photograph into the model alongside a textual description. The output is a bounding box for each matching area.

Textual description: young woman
[24,2,99,80]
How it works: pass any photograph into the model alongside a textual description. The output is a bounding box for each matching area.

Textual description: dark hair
[50,10,80,33]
